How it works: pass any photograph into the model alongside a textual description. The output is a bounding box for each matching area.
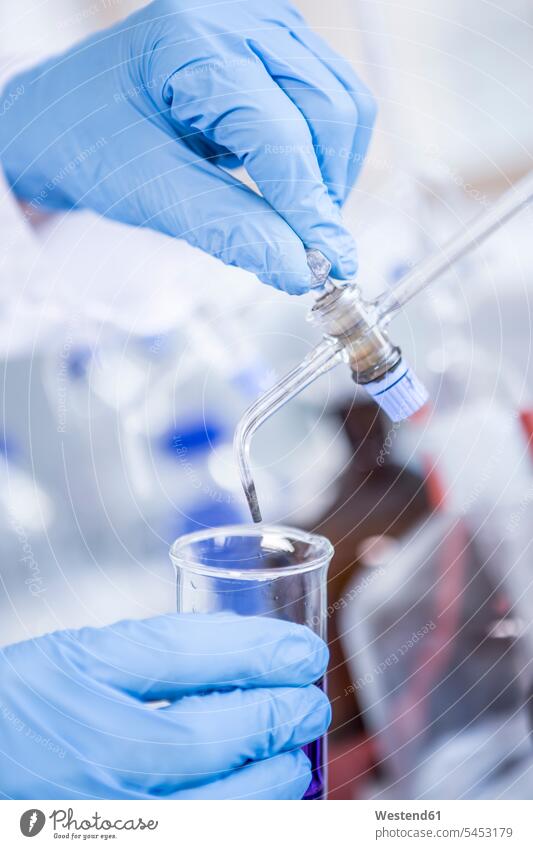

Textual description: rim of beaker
[169,524,334,579]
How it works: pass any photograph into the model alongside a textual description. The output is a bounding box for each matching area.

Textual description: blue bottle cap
[363,359,428,422]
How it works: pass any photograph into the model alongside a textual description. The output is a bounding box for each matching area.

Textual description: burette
[234,171,533,523]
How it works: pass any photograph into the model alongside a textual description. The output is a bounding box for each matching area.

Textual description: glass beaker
[169,524,333,800]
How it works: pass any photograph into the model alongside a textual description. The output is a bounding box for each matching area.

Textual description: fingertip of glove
[293,749,313,797]
[280,276,313,296]
[324,232,358,281]
[306,215,358,283]
[291,684,332,746]
[307,685,333,732]
[257,253,312,294]
[305,628,330,677]
[257,270,310,295]
[331,252,358,281]
[282,624,329,681]
[311,639,330,680]
[296,748,312,774]
[257,236,313,295]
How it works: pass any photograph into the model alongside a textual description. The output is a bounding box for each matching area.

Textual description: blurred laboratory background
[1,0,533,799]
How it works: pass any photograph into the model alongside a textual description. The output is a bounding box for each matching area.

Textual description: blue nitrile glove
[0,613,330,800]
[0,0,376,294]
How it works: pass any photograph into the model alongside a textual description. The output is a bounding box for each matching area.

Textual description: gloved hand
[0,0,375,294]
[0,613,330,799]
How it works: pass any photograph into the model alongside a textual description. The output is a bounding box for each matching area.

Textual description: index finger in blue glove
[95,684,330,793]
[161,54,358,280]
[172,750,312,800]
[63,613,328,699]
[155,684,329,786]
[255,29,376,205]
[290,24,378,200]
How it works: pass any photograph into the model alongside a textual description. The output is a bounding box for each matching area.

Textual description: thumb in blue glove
[0,0,376,294]
[0,612,330,799]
